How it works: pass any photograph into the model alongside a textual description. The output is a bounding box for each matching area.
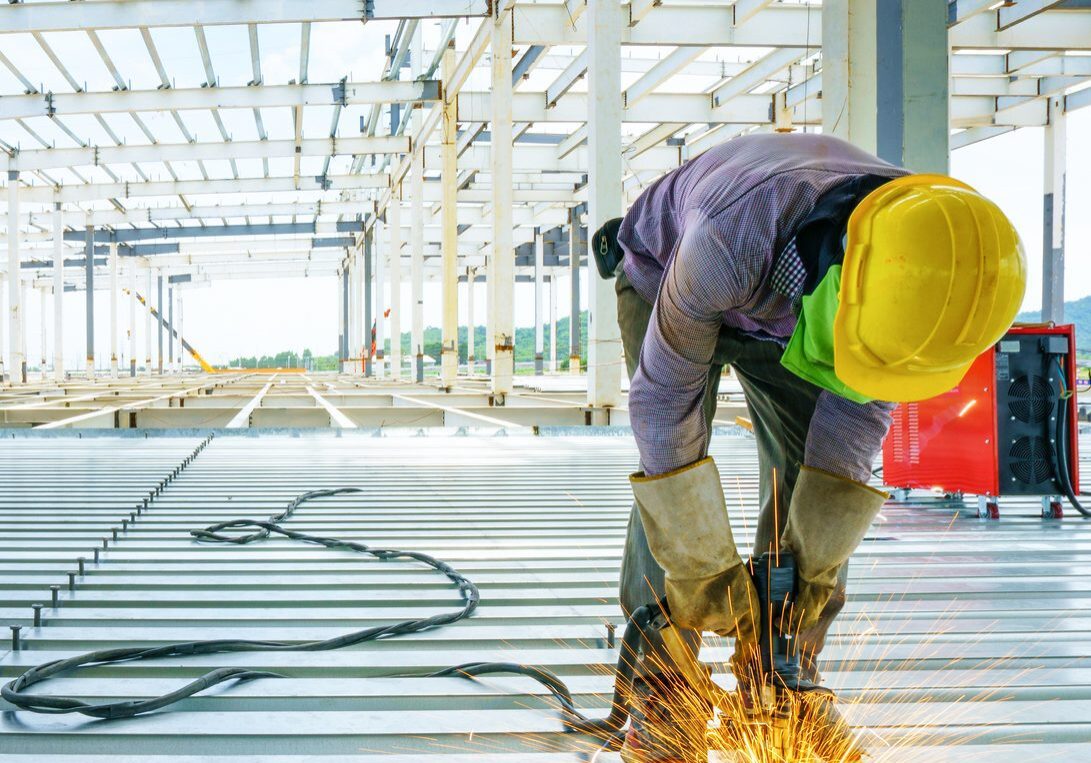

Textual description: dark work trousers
[615,266,849,683]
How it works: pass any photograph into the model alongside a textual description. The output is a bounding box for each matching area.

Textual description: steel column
[340,266,349,373]
[1042,95,1066,322]
[8,171,24,383]
[19,280,27,370]
[411,22,425,384]
[38,286,47,380]
[440,43,459,385]
[568,210,582,375]
[144,267,152,375]
[85,220,95,378]
[109,241,119,378]
[534,228,544,375]
[0,272,4,383]
[157,273,164,374]
[586,0,623,414]
[491,8,515,399]
[167,284,174,374]
[549,270,558,374]
[388,197,402,380]
[177,293,183,370]
[52,202,64,382]
[825,0,948,173]
[485,251,494,376]
[364,229,374,378]
[128,261,136,376]
[349,248,360,374]
[822,0,877,153]
[466,267,476,376]
[374,218,385,379]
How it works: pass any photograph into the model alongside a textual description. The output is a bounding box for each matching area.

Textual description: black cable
[1,486,639,745]
[1052,358,1089,517]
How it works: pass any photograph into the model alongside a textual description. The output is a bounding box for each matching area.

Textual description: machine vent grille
[1007,376,1053,424]
[1008,436,1053,485]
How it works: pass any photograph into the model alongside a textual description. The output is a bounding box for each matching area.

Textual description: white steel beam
[1067,83,1091,112]
[623,46,704,107]
[0,1,489,33]
[17,175,389,204]
[711,48,805,107]
[950,9,1091,49]
[624,122,685,159]
[586,0,623,413]
[4,137,409,173]
[733,0,775,27]
[949,125,1015,150]
[457,90,778,124]
[545,50,588,108]
[947,0,997,25]
[556,125,588,160]
[0,80,441,120]
[515,3,824,46]
[629,0,660,25]
[997,0,1067,30]
[491,9,515,398]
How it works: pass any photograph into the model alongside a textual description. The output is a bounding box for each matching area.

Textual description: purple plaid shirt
[620,133,909,481]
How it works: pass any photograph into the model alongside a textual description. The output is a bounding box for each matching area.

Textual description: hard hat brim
[832,326,975,402]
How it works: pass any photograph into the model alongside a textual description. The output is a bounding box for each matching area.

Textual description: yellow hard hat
[834,174,1026,402]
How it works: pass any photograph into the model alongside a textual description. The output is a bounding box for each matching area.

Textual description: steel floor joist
[1,430,1089,761]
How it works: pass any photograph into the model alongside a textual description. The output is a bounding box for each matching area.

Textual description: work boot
[620,670,712,763]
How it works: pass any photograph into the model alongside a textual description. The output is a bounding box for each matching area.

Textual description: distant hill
[1017,296,1091,353]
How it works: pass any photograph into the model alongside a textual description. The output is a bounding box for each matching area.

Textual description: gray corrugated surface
[2,431,1090,761]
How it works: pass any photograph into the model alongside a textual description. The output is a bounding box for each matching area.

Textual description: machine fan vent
[1007,376,1053,424]
[1008,436,1053,485]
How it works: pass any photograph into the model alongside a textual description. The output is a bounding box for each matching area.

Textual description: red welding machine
[883,324,1081,519]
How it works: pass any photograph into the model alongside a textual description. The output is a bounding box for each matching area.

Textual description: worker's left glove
[780,466,888,631]
[630,458,760,644]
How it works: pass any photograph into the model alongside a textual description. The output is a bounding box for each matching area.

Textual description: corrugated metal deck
[2,430,1090,762]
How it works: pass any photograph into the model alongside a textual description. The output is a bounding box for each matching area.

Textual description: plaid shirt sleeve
[628,211,759,476]
[806,393,896,482]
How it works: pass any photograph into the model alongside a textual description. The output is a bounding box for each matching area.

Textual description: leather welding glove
[630,458,759,644]
[780,466,888,631]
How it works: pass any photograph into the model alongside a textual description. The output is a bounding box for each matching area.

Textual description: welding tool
[736,550,863,762]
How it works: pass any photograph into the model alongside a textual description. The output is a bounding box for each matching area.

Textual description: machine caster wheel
[1045,501,1064,520]
[978,501,999,520]
[891,488,911,503]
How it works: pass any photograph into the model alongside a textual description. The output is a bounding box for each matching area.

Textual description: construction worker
[591,132,1026,762]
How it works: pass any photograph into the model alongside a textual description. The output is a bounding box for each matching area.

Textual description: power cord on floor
[2,484,635,747]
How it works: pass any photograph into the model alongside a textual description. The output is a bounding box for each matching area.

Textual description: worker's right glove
[780,466,888,631]
[630,458,759,644]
